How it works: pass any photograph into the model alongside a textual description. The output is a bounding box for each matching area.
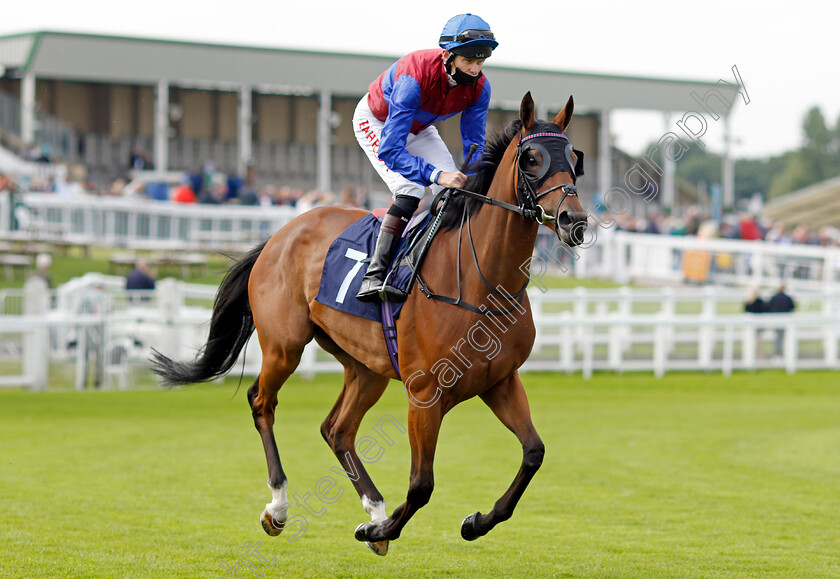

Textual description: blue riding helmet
[439,13,498,59]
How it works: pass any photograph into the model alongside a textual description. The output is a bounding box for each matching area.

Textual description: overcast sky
[2,0,837,160]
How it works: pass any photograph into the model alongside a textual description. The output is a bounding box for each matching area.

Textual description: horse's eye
[527,155,539,167]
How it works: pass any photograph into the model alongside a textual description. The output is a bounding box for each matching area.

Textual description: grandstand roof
[0,30,740,115]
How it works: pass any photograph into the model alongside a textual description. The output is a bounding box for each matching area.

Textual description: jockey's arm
[378,76,439,186]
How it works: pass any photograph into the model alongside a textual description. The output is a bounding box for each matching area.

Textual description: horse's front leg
[460,372,544,541]
[354,399,443,544]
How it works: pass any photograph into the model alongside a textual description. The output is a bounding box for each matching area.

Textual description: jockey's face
[442,51,486,78]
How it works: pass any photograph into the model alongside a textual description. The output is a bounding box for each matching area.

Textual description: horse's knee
[321,425,352,455]
[407,479,434,508]
[523,440,545,472]
[319,420,333,446]
[247,382,259,409]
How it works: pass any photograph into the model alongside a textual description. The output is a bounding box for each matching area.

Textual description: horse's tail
[151,241,267,386]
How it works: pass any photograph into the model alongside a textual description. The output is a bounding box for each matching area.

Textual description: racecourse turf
[1,371,838,578]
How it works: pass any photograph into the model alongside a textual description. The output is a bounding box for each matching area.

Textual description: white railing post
[0,191,10,235]
[560,311,574,374]
[573,286,587,346]
[785,319,797,375]
[156,278,181,360]
[722,323,734,376]
[581,321,593,380]
[653,314,666,378]
[607,302,622,372]
[75,324,87,391]
[750,246,764,288]
[300,341,318,380]
[618,286,632,354]
[661,286,676,353]
[23,277,49,391]
[698,286,716,369]
[614,233,630,284]
[530,291,544,354]
[743,322,756,371]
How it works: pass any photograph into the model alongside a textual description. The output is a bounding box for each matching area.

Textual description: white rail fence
[4,191,840,290]
[572,229,840,291]
[1,191,298,251]
[2,277,838,390]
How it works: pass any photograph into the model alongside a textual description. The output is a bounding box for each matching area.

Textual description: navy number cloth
[315,214,416,322]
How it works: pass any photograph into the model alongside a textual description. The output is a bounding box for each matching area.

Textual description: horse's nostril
[571,223,586,245]
[555,211,572,230]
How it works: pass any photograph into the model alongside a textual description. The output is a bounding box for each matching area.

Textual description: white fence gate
[2,277,838,390]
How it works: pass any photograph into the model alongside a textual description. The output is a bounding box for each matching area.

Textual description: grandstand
[1,30,741,214]
[762,175,840,229]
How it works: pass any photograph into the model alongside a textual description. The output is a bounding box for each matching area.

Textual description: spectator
[744,286,767,359]
[738,213,763,241]
[767,283,795,359]
[199,175,228,204]
[126,259,156,293]
[339,186,363,208]
[31,253,53,289]
[236,163,259,205]
[129,146,150,171]
[171,179,197,203]
[257,185,276,207]
[106,178,127,197]
[744,287,766,314]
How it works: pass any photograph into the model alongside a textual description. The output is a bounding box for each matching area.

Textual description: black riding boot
[356,213,409,303]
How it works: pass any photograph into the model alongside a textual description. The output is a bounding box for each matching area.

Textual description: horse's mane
[439,119,523,231]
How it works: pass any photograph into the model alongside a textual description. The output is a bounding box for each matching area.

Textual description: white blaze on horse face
[362,495,387,523]
[265,480,290,523]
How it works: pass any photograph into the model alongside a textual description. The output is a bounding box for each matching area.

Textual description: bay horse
[152,92,588,555]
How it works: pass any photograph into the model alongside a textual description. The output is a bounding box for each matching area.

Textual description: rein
[435,130,578,225]
[414,131,577,316]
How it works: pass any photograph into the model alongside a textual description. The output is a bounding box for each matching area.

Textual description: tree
[768,106,840,199]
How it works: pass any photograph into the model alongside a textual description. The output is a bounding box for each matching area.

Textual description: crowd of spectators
[1,158,371,214]
[3,158,840,248]
[610,206,840,248]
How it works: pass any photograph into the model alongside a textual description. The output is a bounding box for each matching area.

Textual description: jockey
[354,13,498,302]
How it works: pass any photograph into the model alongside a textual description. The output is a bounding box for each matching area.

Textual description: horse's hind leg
[319,353,391,554]
[460,372,544,541]
[248,343,309,536]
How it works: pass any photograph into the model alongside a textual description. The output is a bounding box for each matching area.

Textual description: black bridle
[406,129,585,315]
[515,131,582,224]
[436,128,584,225]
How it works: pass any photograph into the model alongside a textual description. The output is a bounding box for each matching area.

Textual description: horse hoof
[355,521,377,542]
[261,510,285,537]
[366,540,389,556]
[461,512,482,541]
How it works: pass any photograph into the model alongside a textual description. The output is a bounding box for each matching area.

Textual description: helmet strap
[445,54,458,84]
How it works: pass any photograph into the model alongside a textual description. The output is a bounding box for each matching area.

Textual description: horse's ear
[520,92,536,131]
[552,95,575,132]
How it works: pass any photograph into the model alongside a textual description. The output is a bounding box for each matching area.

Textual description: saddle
[314,209,434,321]
[314,205,450,379]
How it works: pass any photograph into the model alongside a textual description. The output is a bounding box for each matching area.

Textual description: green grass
[2,372,839,578]
[0,247,232,290]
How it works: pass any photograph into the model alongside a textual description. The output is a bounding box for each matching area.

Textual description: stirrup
[356,279,407,303]
[378,284,407,303]
[356,277,385,302]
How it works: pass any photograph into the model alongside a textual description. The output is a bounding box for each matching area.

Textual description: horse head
[516,92,588,246]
